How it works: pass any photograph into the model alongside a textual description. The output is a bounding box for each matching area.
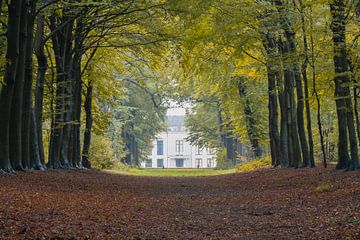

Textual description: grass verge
[106,167,235,177]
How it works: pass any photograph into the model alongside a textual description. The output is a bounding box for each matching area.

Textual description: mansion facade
[142,115,217,168]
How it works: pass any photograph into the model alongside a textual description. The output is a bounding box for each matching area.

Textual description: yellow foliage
[235,156,271,172]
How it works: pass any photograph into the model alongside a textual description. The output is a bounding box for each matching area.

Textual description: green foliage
[185,100,220,149]
[235,156,271,172]
[89,134,116,170]
[315,182,333,193]
[215,148,234,170]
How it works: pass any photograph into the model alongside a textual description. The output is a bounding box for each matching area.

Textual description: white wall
[142,130,217,169]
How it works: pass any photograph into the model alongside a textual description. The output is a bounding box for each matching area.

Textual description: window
[195,158,202,168]
[145,159,152,168]
[157,159,164,168]
[157,140,163,155]
[196,146,202,155]
[176,159,184,168]
[175,140,184,154]
[207,158,214,168]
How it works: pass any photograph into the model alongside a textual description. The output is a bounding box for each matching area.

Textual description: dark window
[157,140,163,155]
[207,158,214,168]
[176,140,184,153]
[176,159,184,168]
[157,159,164,168]
[196,146,202,155]
[145,159,152,168]
[195,158,202,168]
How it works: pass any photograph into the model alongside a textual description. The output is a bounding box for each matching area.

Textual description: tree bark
[330,0,359,170]
[34,7,47,166]
[299,0,315,167]
[237,77,263,158]
[82,84,93,168]
[9,1,28,170]
[21,0,36,169]
[48,12,74,168]
[308,5,327,168]
[275,0,303,167]
[30,107,43,170]
[263,32,282,167]
[0,0,22,172]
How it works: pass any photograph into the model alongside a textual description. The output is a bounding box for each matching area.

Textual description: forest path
[0,168,359,239]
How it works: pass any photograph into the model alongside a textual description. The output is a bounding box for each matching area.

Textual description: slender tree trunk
[299,0,315,167]
[0,0,22,172]
[278,75,289,167]
[82,83,93,168]
[237,77,263,158]
[34,8,47,166]
[309,6,327,168]
[354,86,360,146]
[9,2,28,170]
[263,32,282,167]
[72,57,82,167]
[21,0,36,169]
[30,107,43,169]
[217,105,227,148]
[330,0,359,170]
[72,17,86,168]
[224,124,236,164]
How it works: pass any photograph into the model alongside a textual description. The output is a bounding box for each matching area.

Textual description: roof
[166,115,185,127]
[166,115,185,132]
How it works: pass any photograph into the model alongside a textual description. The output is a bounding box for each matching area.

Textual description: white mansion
[142,115,217,168]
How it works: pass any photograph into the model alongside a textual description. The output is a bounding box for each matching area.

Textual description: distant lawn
[107,168,235,177]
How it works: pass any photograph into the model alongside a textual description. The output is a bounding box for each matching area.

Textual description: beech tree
[0,0,360,172]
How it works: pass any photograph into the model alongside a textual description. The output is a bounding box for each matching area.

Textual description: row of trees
[171,0,360,170]
[0,0,171,172]
[0,0,359,172]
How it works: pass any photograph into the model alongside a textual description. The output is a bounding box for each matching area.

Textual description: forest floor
[0,167,359,239]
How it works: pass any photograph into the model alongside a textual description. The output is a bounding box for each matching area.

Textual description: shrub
[215,148,235,170]
[235,156,271,172]
[315,183,333,193]
[89,134,115,169]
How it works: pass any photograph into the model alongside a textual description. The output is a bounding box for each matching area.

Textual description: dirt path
[0,168,359,239]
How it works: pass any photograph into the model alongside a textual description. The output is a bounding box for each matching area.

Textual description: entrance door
[175,158,184,168]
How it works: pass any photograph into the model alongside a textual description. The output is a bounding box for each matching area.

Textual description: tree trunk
[9,2,28,170]
[224,124,236,164]
[275,0,303,167]
[21,0,36,169]
[299,0,315,167]
[30,107,43,170]
[82,84,93,168]
[48,12,74,168]
[237,77,263,158]
[263,32,282,167]
[0,0,22,172]
[330,0,359,170]
[354,86,360,147]
[34,8,47,166]
[71,17,86,168]
[309,5,327,168]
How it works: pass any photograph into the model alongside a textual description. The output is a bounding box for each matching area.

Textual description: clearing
[107,168,235,177]
[0,167,359,239]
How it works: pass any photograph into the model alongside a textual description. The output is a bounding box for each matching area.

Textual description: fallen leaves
[0,167,359,239]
